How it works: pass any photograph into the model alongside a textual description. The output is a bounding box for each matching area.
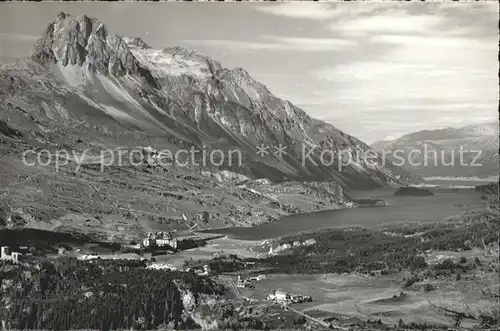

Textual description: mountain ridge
[371,122,499,178]
[0,12,415,238]
[372,122,499,148]
[24,12,415,187]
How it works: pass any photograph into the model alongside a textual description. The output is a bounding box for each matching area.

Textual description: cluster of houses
[187,264,211,276]
[142,231,178,250]
[236,274,266,288]
[0,246,21,264]
[267,289,312,304]
[78,253,100,261]
[146,263,178,271]
[267,238,317,256]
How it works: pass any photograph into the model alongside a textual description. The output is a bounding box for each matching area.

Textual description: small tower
[1,246,9,260]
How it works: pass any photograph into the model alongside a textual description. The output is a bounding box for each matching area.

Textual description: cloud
[248,2,497,142]
[312,5,497,110]
[181,36,356,53]
[254,2,384,21]
[0,33,39,57]
[333,13,442,35]
[253,3,338,20]
[0,32,39,41]
[371,34,496,51]
[385,103,496,113]
[315,61,494,105]
[309,28,497,141]
[382,135,404,141]
[255,3,496,40]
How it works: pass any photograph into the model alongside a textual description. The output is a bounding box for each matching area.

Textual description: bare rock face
[32,13,146,79]
[0,120,23,138]
[219,67,272,104]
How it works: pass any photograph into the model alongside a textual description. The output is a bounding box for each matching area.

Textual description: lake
[203,186,485,240]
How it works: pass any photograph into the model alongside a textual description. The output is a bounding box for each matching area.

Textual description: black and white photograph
[0,1,498,330]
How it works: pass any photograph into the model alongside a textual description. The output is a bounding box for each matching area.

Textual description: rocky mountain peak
[31,12,146,79]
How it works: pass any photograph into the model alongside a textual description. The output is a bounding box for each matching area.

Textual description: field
[155,236,261,267]
[239,273,495,328]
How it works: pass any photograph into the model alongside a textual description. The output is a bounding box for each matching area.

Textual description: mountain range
[371,122,499,179]
[0,13,414,240]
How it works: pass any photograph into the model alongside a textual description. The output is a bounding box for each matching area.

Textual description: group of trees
[184,254,245,274]
[254,222,496,275]
[0,257,225,330]
[200,301,307,331]
[255,228,424,274]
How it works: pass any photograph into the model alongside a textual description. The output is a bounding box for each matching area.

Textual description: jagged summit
[30,12,270,95]
[32,12,146,79]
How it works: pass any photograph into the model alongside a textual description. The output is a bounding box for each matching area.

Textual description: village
[266,289,313,304]
[233,274,313,305]
[236,274,266,289]
[0,227,224,278]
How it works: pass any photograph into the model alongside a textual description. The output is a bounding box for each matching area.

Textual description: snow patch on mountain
[129,46,214,79]
[101,104,139,122]
[54,63,86,87]
[97,75,141,107]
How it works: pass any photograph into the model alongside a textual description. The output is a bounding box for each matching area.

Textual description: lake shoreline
[199,197,390,236]
[200,186,483,241]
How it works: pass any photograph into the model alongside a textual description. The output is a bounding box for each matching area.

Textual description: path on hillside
[228,279,243,299]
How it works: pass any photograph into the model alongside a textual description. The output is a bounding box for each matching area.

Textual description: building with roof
[267,289,311,304]
[1,246,20,264]
[142,232,178,249]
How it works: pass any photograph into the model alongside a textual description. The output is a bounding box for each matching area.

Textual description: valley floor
[237,272,494,328]
[155,235,260,267]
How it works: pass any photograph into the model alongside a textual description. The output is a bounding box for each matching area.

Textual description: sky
[0,2,498,143]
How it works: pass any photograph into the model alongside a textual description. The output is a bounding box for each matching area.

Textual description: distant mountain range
[371,122,499,179]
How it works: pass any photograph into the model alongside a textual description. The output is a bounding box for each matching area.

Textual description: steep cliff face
[34,13,144,79]
[25,12,414,189]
